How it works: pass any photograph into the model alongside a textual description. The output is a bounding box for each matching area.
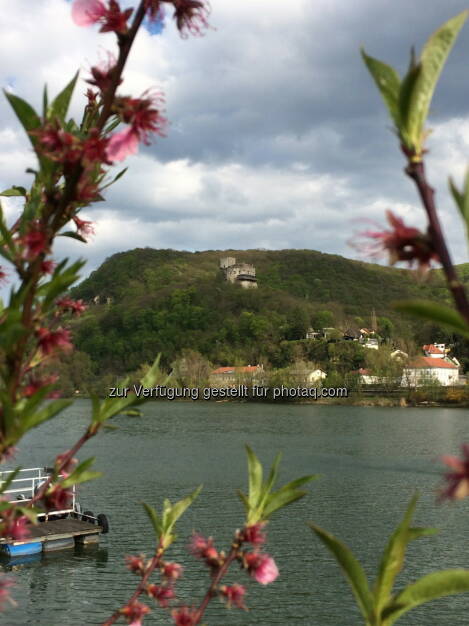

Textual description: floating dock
[0,518,103,557]
[0,467,109,558]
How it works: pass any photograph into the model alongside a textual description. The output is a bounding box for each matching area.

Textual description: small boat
[0,467,109,558]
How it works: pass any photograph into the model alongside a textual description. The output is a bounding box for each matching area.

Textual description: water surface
[2,401,469,625]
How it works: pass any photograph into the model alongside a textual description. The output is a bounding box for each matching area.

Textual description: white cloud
[0,0,467,298]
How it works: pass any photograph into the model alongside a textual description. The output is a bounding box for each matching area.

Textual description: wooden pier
[0,518,104,556]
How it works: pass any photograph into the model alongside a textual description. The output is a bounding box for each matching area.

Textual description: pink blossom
[146,584,175,607]
[242,522,267,546]
[125,554,147,575]
[40,259,56,275]
[161,561,183,580]
[120,601,150,625]
[106,127,139,161]
[245,553,279,585]
[73,216,95,238]
[57,297,87,316]
[440,444,469,500]
[24,374,58,398]
[72,0,107,26]
[357,210,439,272]
[171,606,198,626]
[2,515,30,541]
[171,0,210,38]
[36,327,73,355]
[44,484,73,511]
[116,91,167,144]
[19,222,49,260]
[220,583,247,609]
[189,532,219,565]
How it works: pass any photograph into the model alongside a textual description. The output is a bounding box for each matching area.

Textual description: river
[2,400,469,625]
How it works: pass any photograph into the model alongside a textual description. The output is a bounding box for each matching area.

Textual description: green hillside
[67,248,467,377]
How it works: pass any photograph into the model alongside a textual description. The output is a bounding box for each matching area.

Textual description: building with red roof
[402,356,459,387]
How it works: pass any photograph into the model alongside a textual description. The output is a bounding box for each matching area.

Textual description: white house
[401,356,459,387]
[307,369,327,383]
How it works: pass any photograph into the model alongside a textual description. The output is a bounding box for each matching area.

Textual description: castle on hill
[219,257,258,289]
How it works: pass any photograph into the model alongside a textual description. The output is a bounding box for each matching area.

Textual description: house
[357,368,380,385]
[422,343,447,358]
[363,338,379,350]
[401,357,459,387]
[308,369,327,383]
[210,365,264,386]
[306,328,321,340]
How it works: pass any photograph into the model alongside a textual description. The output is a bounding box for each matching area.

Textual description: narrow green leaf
[309,523,374,622]
[49,72,79,122]
[263,489,308,518]
[4,91,41,140]
[237,489,249,512]
[382,570,469,624]
[398,58,423,151]
[166,485,202,529]
[101,167,128,191]
[394,300,469,338]
[0,186,26,197]
[263,475,318,518]
[245,445,263,510]
[361,49,401,127]
[374,494,419,613]
[43,85,48,119]
[143,502,162,537]
[58,231,88,244]
[449,173,469,232]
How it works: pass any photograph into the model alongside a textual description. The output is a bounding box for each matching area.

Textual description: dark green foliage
[69,248,467,378]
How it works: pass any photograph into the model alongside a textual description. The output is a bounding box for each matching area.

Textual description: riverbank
[72,385,469,408]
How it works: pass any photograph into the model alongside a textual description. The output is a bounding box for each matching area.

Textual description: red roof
[211,366,260,375]
[407,357,457,370]
[422,344,445,354]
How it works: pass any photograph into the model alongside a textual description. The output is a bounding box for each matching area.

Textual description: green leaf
[49,72,79,122]
[246,445,263,510]
[398,55,422,150]
[166,485,202,530]
[21,399,73,432]
[0,186,26,197]
[415,12,468,137]
[309,523,374,622]
[43,85,48,119]
[382,570,469,624]
[449,173,469,232]
[361,49,401,127]
[394,300,469,338]
[143,502,162,537]
[374,494,418,612]
[263,475,318,518]
[58,230,88,244]
[4,91,41,140]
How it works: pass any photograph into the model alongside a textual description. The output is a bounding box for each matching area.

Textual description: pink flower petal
[106,127,139,162]
[72,0,107,27]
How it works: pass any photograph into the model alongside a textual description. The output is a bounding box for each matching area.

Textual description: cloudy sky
[1,0,469,288]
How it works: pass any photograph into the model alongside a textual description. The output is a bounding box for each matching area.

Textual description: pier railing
[0,467,76,517]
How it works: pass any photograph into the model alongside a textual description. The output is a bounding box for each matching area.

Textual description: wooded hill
[68,248,469,377]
